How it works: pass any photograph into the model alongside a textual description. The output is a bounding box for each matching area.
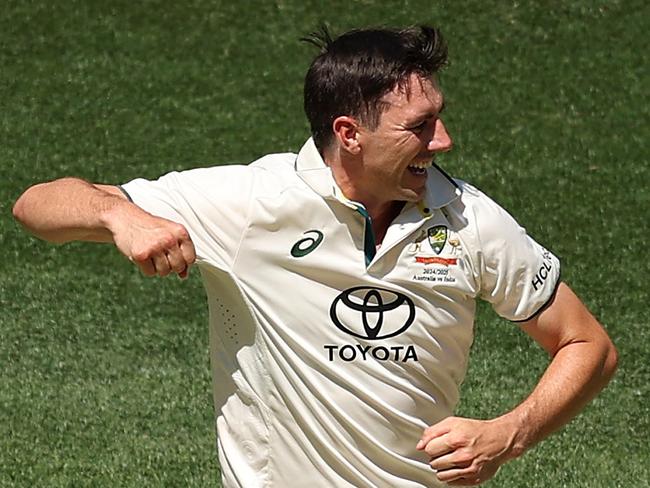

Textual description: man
[13,26,617,487]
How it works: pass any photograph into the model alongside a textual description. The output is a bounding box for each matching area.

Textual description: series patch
[409,225,461,283]
[427,225,447,254]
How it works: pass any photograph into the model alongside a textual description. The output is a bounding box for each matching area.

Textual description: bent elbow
[12,189,30,225]
[12,183,67,244]
[602,340,619,381]
[13,183,44,227]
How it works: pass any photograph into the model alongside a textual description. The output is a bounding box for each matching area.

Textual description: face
[354,74,453,206]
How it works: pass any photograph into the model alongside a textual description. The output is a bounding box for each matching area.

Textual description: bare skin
[417,283,617,485]
[321,74,617,485]
[324,74,452,242]
[12,178,195,278]
[13,74,617,486]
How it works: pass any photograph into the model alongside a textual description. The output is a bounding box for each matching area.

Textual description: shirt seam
[463,202,484,295]
[230,170,257,270]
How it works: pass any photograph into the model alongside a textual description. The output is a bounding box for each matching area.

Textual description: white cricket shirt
[121,138,560,487]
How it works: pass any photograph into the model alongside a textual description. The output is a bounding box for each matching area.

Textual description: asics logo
[290,230,323,258]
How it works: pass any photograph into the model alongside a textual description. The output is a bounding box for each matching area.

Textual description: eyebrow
[409,101,446,125]
[431,100,446,115]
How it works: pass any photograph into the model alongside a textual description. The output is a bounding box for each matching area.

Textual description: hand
[416,416,521,486]
[108,205,196,278]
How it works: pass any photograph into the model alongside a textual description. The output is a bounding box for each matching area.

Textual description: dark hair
[302,25,448,152]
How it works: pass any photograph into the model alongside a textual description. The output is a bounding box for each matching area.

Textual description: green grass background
[1,0,648,486]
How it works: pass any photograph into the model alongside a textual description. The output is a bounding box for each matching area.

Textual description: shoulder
[137,151,300,195]
[181,151,298,183]
[448,180,560,319]
[443,179,541,279]
[450,179,527,247]
[120,151,306,218]
[454,180,513,222]
[248,152,302,190]
[250,152,297,171]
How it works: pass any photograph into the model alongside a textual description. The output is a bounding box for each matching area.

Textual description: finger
[444,465,499,485]
[136,258,156,277]
[152,252,172,277]
[179,238,196,267]
[176,239,196,279]
[446,476,481,486]
[436,467,471,484]
[417,418,453,450]
[436,462,488,485]
[429,451,472,471]
[164,245,187,275]
[422,433,454,458]
[439,469,481,486]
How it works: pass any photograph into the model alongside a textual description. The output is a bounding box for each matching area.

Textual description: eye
[409,121,428,133]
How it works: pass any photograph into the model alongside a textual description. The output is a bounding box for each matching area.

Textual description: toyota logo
[329,286,415,340]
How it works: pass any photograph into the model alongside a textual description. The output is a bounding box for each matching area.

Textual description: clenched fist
[417,416,524,486]
[106,204,196,278]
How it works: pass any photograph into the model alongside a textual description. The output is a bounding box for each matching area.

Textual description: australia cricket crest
[427,225,447,255]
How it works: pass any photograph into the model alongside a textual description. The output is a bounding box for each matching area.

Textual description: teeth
[408,161,433,169]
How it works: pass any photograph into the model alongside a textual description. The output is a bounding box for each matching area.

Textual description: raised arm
[417,282,618,485]
[13,177,196,278]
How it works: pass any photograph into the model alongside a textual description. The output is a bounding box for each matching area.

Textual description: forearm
[14,177,197,278]
[419,284,617,486]
[499,335,617,457]
[13,177,128,243]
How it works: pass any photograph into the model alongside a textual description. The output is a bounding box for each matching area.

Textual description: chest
[233,197,478,339]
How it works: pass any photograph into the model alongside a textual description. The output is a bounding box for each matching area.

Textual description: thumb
[417,417,454,450]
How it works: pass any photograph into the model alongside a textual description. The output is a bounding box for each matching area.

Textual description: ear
[332,116,361,155]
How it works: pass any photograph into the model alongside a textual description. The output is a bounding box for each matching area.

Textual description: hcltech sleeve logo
[326,286,418,363]
[532,248,555,291]
[290,230,323,257]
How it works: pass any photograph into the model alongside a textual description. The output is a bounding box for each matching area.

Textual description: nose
[428,119,453,153]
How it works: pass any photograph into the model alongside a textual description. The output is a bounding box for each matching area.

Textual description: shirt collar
[295,137,461,211]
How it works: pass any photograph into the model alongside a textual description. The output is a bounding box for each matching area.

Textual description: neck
[366,201,404,245]
[325,147,405,244]
[343,187,404,246]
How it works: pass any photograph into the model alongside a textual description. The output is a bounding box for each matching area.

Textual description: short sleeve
[121,165,255,271]
[469,188,561,322]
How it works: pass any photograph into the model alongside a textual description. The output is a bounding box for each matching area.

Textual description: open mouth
[408,160,432,176]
